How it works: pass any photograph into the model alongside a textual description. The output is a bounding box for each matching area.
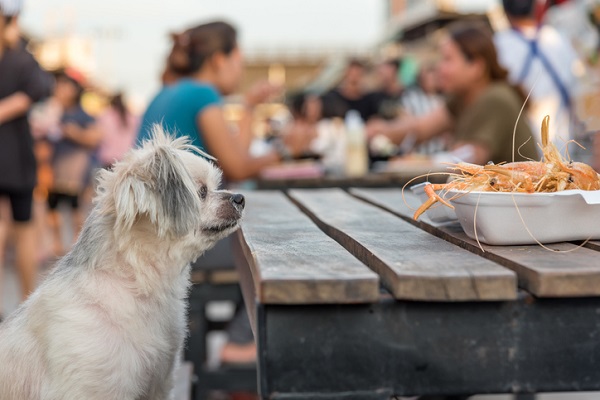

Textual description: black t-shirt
[367,90,404,120]
[320,89,379,121]
[0,47,52,191]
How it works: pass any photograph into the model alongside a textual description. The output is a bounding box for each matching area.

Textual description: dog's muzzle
[203,192,245,234]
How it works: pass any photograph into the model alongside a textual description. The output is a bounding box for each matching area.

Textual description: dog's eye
[199,185,208,200]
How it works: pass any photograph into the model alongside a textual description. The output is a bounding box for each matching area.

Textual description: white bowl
[448,189,600,245]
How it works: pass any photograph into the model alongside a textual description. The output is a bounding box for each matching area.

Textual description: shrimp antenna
[517,136,536,161]
[512,72,541,164]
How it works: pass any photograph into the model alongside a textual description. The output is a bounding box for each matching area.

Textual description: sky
[20,0,387,105]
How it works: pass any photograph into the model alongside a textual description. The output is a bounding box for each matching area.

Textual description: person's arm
[199,106,282,182]
[62,122,103,149]
[367,106,453,145]
[236,81,282,151]
[0,92,32,125]
[443,142,490,165]
[2,52,54,126]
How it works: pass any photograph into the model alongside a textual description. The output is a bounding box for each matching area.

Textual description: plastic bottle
[344,110,369,177]
[319,118,346,176]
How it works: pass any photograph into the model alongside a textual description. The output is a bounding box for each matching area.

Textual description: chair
[185,236,257,400]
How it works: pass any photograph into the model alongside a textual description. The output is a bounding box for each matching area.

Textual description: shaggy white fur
[0,125,244,400]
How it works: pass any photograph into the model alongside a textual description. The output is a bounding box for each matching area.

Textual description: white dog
[0,126,245,400]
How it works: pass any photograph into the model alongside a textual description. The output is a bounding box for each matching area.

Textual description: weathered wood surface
[350,188,600,298]
[288,189,517,301]
[238,191,380,304]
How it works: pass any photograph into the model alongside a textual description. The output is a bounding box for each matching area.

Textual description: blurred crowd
[0,1,137,321]
[289,3,588,168]
[0,0,599,383]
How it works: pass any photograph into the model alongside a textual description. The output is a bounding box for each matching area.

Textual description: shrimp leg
[414,183,455,220]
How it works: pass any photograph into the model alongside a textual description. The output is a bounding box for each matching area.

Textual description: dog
[0,125,245,400]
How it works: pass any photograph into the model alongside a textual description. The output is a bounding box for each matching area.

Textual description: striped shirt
[400,86,446,154]
[401,86,442,118]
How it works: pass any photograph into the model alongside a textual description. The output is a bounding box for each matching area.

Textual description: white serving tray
[448,189,600,245]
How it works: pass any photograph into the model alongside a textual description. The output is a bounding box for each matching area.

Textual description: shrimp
[413,115,600,220]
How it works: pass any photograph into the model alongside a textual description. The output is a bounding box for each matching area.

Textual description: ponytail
[163,21,237,83]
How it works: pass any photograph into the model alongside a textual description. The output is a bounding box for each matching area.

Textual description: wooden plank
[288,188,517,301]
[351,188,600,298]
[238,191,379,304]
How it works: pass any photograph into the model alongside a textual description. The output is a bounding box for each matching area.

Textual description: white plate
[448,189,600,245]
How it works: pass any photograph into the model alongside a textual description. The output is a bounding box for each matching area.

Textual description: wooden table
[233,188,600,400]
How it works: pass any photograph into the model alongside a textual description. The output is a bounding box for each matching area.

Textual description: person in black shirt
[0,1,52,315]
[368,58,405,120]
[321,58,378,121]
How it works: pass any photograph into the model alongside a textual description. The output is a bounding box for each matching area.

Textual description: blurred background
[4,1,600,399]
[20,0,387,110]
[17,0,600,136]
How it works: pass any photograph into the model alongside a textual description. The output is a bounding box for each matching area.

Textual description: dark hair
[164,21,237,82]
[0,4,14,24]
[110,92,129,128]
[347,58,367,70]
[384,58,401,71]
[447,21,527,102]
[287,91,306,118]
[502,0,535,18]
[54,70,84,104]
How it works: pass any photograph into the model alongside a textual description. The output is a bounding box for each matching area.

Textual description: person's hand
[62,122,82,141]
[366,118,389,139]
[244,81,283,108]
[281,121,317,158]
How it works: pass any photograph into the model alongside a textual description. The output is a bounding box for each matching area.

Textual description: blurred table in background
[255,158,448,190]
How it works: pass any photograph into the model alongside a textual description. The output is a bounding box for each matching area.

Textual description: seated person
[368,58,405,120]
[139,21,310,181]
[321,58,378,122]
[283,91,321,158]
[367,22,538,165]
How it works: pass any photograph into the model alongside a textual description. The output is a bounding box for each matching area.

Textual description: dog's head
[96,125,244,254]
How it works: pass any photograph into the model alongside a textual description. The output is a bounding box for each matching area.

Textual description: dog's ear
[114,145,201,238]
[152,146,202,237]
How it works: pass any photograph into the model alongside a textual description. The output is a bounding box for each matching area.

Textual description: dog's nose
[231,193,245,209]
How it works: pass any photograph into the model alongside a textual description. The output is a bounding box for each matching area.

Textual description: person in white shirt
[494,0,581,151]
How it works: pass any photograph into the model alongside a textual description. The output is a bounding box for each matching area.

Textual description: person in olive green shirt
[367,21,538,165]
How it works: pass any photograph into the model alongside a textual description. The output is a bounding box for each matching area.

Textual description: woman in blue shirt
[139,21,304,181]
